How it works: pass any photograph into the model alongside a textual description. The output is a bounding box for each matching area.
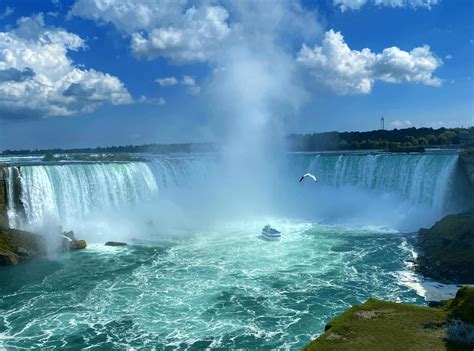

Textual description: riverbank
[304,287,474,350]
[305,212,474,349]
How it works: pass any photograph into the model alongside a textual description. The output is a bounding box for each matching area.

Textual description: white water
[295,153,458,210]
[5,166,20,228]
[4,152,460,235]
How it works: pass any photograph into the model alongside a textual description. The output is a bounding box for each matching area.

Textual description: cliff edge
[416,213,474,284]
[304,287,474,351]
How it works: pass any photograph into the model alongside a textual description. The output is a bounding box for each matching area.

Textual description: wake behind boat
[262,224,281,240]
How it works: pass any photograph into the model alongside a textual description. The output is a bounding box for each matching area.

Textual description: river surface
[0,151,462,349]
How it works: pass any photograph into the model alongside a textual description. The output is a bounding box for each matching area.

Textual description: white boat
[262,225,281,240]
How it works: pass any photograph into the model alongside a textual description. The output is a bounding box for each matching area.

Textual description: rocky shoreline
[305,212,474,349]
[415,213,474,284]
[0,226,87,266]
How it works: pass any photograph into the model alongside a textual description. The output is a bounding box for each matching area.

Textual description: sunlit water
[1,219,430,349]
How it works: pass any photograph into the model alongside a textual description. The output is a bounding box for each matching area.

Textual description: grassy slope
[304,288,474,351]
[304,299,448,351]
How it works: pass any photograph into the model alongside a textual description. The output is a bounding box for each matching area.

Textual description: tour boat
[262,225,281,240]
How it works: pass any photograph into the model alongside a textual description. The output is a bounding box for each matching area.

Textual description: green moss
[304,299,448,351]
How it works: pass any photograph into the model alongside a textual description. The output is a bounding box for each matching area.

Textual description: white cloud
[155,77,178,86]
[297,30,442,95]
[334,0,440,11]
[0,15,131,119]
[0,6,14,19]
[70,0,231,63]
[391,119,413,128]
[445,54,453,60]
[181,75,200,95]
[138,95,166,105]
[155,75,200,95]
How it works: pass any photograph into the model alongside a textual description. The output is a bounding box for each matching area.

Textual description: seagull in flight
[299,173,317,183]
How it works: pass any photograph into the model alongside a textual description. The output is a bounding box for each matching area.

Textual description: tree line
[287,127,474,152]
[2,127,473,156]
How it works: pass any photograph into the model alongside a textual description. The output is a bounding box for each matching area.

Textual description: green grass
[447,287,474,324]
[304,299,449,351]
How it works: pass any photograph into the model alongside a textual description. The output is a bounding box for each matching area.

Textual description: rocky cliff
[459,148,474,186]
[0,166,8,229]
[0,226,47,265]
[416,213,474,284]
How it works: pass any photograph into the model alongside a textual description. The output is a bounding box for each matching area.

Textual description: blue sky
[0,0,472,150]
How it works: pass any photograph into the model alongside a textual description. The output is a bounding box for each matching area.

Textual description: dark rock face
[0,250,18,265]
[0,166,8,229]
[416,213,474,284]
[59,231,87,251]
[460,149,474,186]
[0,227,47,265]
[105,241,127,247]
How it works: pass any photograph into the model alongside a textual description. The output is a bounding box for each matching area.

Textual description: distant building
[380,116,385,130]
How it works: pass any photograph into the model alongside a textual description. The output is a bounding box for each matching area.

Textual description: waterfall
[3,152,460,231]
[5,166,21,228]
[297,153,458,211]
[4,156,214,230]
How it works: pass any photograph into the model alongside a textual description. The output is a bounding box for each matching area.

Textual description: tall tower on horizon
[380,116,385,130]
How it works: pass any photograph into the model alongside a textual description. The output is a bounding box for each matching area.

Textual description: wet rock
[72,240,87,250]
[105,241,127,247]
[63,231,75,241]
[0,227,46,265]
[0,249,18,265]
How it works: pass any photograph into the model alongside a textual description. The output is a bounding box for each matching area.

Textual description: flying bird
[299,173,317,183]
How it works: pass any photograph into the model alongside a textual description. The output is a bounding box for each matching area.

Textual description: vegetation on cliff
[416,213,474,283]
[304,287,474,351]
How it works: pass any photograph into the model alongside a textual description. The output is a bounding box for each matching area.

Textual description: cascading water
[0,151,465,350]
[5,156,215,232]
[294,153,458,211]
[5,166,21,229]
[4,152,460,233]
[18,162,158,229]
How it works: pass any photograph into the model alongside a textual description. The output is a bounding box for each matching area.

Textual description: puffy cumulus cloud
[297,30,442,95]
[70,0,231,63]
[334,0,439,11]
[0,15,131,119]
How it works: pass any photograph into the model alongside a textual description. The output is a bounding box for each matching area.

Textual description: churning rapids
[0,151,465,349]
